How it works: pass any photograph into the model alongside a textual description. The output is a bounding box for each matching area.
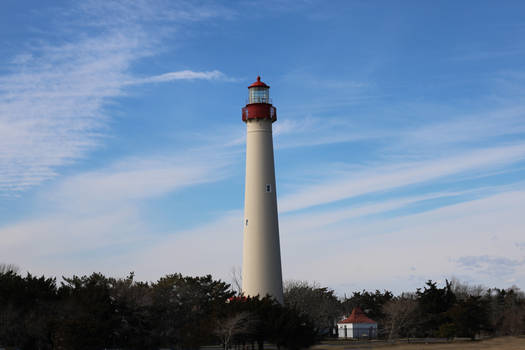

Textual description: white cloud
[0,206,143,255]
[132,211,243,282]
[274,89,525,154]
[49,153,232,207]
[0,147,234,278]
[400,106,525,150]
[279,189,525,294]
[0,32,135,193]
[272,115,388,150]
[131,70,234,84]
[280,190,467,234]
[456,255,525,277]
[0,2,232,196]
[76,0,235,27]
[86,187,525,293]
[279,142,525,212]
[3,150,524,293]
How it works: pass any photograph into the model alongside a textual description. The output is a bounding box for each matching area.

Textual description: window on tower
[266,184,271,192]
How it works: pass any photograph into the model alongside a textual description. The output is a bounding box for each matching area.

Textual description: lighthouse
[241,76,284,303]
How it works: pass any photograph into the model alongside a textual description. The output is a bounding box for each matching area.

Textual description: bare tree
[501,304,525,335]
[0,263,20,274]
[450,277,484,300]
[284,280,341,335]
[214,312,254,350]
[498,286,525,335]
[383,294,418,341]
[230,266,243,295]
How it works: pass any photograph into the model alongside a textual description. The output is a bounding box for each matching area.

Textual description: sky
[1,0,525,295]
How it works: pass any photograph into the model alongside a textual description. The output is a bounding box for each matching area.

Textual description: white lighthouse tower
[241,76,284,303]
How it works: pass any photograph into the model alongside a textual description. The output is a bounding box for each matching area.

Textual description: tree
[108,273,154,350]
[0,263,20,274]
[230,267,243,295]
[225,296,317,350]
[0,270,58,350]
[55,273,121,350]
[214,311,254,349]
[284,280,341,335]
[447,295,489,339]
[450,278,484,299]
[271,305,317,350]
[0,270,26,347]
[489,287,525,335]
[150,273,234,349]
[415,280,456,336]
[382,294,417,341]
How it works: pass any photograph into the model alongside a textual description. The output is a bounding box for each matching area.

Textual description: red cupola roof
[248,76,269,88]
[339,307,376,324]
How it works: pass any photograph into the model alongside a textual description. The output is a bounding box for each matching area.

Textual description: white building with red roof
[337,307,378,339]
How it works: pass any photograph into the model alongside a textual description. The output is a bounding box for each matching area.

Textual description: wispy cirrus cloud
[515,242,525,250]
[0,146,233,277]
[130,70,235,85]
[279,142,525,212]
[397,106,525,152]
[456,255,525,278]
[450,46,525,62]
[0,32,137,193]
[78,185,524,293]
[47,150,233,207]
[0,2,233,195]
[280,188,525,293]
[273,116,389,149]
[75,0,235,27]
[279,189,483,234]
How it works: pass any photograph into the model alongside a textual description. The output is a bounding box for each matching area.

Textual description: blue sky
[1,0,525,294]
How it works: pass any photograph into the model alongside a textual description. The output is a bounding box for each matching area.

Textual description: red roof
[226,296,248,303]
[339,307,376,324]
[248,76,269,88]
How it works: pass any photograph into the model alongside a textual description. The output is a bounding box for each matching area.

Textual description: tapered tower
[241,76,283,303]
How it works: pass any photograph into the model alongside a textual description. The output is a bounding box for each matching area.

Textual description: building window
[245,219,248,226]
[265,184,271,192]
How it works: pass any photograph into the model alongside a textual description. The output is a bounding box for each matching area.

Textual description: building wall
[337,323,378,339]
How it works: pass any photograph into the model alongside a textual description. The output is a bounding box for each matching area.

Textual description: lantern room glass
[249,87,269,104]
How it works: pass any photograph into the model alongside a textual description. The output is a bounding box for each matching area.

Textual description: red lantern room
[242,76,277,123]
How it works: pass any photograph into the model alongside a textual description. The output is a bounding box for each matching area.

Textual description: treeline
[0,269,315,350]
[1,266,524,350]
[284,279,525,340]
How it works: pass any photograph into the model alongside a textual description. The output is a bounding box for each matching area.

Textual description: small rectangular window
[245,219,248,226]
[265,184,271,192]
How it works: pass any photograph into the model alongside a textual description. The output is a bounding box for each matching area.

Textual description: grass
[312,336,525,350]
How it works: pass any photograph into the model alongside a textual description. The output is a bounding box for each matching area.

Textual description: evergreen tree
[415,280,456,337]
